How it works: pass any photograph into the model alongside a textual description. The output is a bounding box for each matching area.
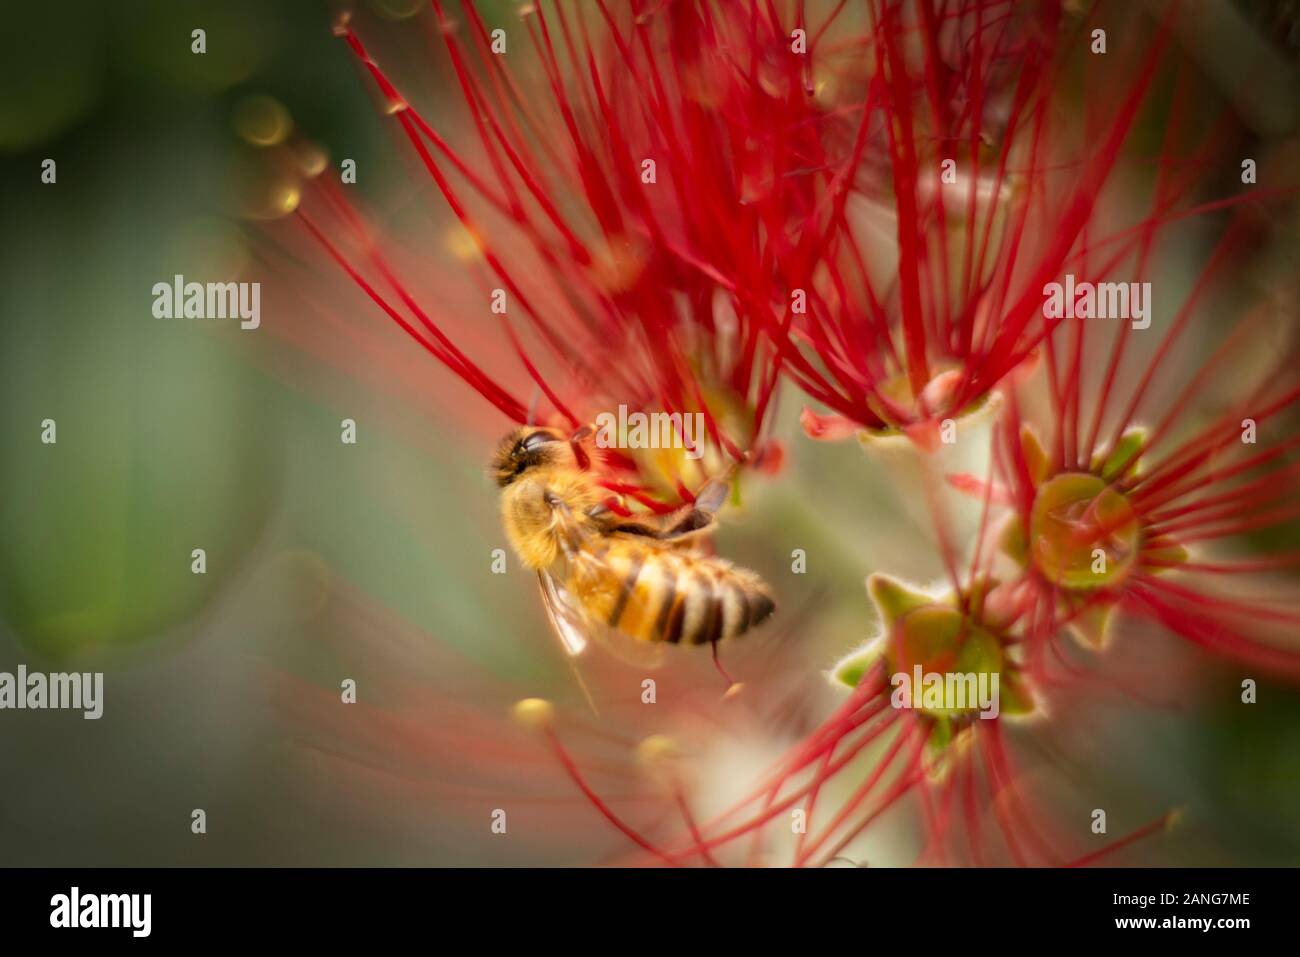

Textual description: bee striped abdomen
[586,541,774,645]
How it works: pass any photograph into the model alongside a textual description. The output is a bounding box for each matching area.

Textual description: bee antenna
[525,386,542,426]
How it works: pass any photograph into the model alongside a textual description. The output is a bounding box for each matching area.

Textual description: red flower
[251,1,1300,868]
[283,0,883,504]
[780,1,1181,442]
[955,288,1300,679]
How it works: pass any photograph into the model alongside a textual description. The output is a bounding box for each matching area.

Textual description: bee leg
[658,511,714,540]
[692,477,730,517]
[651,477,731,540]
[544,490,592,559]
[590,476,732,542]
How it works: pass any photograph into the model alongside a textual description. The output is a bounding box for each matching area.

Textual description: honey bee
[490,425,775,664]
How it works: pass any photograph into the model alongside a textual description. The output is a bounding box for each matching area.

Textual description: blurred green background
[0,0,1298,866]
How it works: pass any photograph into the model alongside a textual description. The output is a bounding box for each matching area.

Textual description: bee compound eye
[522,431,554,451]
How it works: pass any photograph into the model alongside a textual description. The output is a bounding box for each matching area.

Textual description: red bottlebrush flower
[929,75,1300,678]
[776,1,1187,445]
[932,35,1300,678]
[955,303,1300,679]
[277,0,888,504]
[240,1,1300,870]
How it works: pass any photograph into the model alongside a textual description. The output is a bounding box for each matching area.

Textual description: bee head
[490,426,573,487]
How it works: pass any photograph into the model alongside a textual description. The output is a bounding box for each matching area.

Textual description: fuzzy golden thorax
[491,427,605,570]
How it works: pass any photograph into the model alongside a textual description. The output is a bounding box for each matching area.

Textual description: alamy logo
[890,666,1000,719]
[151,274,261,329]
[50,887,151,938]
[594,405,705,459]
[1042,273,1151,330]
[0,666,103,719]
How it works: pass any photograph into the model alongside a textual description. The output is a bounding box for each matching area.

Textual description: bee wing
[537,569,590,658]
[542,488,666,667]
[538,557,667,669]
